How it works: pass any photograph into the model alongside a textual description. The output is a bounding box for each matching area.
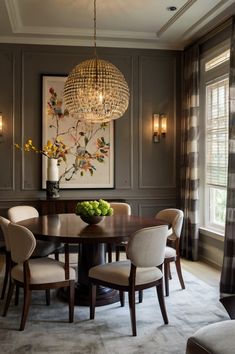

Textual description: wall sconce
[161,114,167,136]
[153,114,160,143]
[153,113,167,143]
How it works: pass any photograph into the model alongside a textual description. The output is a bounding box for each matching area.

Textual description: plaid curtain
[220,18,235,295]
[180,45,200,261]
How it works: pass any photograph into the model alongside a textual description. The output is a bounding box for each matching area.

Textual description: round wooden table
[18,213,168,306]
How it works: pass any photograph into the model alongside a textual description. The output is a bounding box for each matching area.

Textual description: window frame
[199,40,230,235]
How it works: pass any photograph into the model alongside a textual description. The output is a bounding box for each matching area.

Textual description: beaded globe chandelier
[63,0,130,123]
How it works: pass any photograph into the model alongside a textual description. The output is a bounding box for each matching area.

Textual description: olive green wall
[0,43,182,218]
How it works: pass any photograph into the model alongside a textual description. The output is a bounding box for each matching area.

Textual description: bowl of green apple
[75,199,113,225]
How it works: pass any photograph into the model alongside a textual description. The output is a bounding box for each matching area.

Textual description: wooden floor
[0,253,221,288]
[181,258,220,288]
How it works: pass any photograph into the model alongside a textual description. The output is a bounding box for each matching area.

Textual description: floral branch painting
[42,76,114,189]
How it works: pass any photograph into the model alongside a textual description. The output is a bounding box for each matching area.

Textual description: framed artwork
[42,76,114,189]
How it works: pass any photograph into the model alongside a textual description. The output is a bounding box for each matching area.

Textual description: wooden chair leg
[128,288,137,336]
[2,281,15,316]
[20,287,32,331]
[45,289,50,306]
[1,252,11,300]
[15,285,19,306]
[107,244,112,263]
[116,246,120,261]
[90,284,96,319]
[119,290,125,307]
[68,280,75,323]
[169,264,172,280]
[138,290,143,303]
[175,258,185,289]
[164,261,170,296]
[54,252,59,261]
[156,280,168,324]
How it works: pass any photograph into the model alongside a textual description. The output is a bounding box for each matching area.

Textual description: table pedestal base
[58,284,120,306]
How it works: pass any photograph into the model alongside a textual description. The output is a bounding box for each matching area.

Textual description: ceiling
[0,0,234,50]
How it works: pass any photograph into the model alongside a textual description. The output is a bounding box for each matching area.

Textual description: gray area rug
[0,266,229,354]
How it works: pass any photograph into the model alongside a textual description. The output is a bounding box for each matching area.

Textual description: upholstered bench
[186,320,235,354]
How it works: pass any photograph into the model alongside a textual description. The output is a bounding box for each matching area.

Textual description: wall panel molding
[139,55,177,189]
[0,50,15,191]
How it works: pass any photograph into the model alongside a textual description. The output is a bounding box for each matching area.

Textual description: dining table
[18,213,168,306]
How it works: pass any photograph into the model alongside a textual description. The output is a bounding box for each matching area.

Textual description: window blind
[206,77,229,187]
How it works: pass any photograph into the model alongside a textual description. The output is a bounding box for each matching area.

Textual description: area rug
[0,265,229,354]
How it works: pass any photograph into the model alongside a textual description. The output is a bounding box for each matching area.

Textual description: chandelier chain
[94,0,97,58]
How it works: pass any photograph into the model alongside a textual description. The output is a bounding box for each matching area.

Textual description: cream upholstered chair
[0,217,11,299]
[89,225,169,336]
[156,208,185,296]
[107,202,131,262]
[3,223,75,331]
[8,206,62,259]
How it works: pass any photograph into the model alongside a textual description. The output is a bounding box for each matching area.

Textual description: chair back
[156,208,184,238]
[110,202,131,215]
[0,216,11,251]
[126,225,168,267]
[8,223,36,264]
[8,206,39,223]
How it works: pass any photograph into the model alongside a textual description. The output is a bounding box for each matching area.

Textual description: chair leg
[175,258,185,290]
[164,261,170,296]
[20,287,32,331]
[156,280,168,324]
[1,252,11,300]
[107,244,112,263]
[116,246,120,261]
[15,285,20,306]
[68,280,75,323]
[90,284,96,319]
[54,252,59,261]
[2,281,15,317]
[138,290,143,303]
[45,289,50,306]
[119,290,125,307]
[169,264,172,280]
[128,288,137,336]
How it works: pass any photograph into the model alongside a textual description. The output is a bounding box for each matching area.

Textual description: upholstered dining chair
[2,222,75,331]
[107,202,131,262]
[0,216,10,300]
[89,225,169,336]
[156,208,185,296]
[8,206,63,259]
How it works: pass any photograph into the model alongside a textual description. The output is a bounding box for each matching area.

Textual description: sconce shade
[153,114,160,143]
[161,115,167,134]
[63,58,130,123]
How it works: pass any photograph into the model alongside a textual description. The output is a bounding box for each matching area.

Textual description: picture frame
[42,75,114,189]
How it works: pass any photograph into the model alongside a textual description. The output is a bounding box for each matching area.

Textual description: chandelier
[63,0,130,123]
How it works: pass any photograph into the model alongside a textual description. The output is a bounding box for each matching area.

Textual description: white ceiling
[0,0,234,50]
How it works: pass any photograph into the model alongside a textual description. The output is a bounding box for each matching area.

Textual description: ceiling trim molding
[0,36,184,50]
[8,25,160,41]
[156,0,198,38]
[182,0,234,39]
[4,0,22,32]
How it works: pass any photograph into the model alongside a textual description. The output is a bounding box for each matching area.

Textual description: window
[200,44,230,233]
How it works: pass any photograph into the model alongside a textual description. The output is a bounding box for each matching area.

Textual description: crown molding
[0,36,184,50]
[156,0,198,38]
[182,0,234,39]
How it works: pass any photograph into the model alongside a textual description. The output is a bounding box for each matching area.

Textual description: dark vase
[80,215,104,225]
[46,180,60,199]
